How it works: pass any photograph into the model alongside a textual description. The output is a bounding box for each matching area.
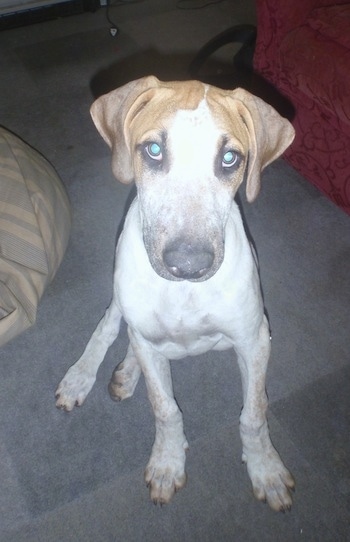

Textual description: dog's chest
[154,289,217,336]
[119,279,235,358]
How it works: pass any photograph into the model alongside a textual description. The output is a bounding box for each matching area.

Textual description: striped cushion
[0,127,71,346]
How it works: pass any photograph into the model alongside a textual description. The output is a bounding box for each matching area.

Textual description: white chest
[113,200,259,359]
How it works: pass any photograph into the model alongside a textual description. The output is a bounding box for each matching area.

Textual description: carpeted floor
[0,1,349,540]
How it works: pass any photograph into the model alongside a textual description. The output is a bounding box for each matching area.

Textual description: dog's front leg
[129,328,189,504]
[56,301,122,411]
[236,315,295,512]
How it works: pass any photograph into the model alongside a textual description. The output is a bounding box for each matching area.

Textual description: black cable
[106,0,226,37]
[105,0,144,37]
[105,0,118,35]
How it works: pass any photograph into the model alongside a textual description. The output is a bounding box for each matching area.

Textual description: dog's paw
[108,359,141,402]
[55,364,96,411]
[145,443,188,504]
[243,449,295,512]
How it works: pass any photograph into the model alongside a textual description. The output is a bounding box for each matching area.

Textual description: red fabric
[280,26,350,124]
[254,0,350,214]
[309,5,350,49]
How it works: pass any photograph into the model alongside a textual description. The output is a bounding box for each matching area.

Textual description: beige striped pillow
[0,127,71,346]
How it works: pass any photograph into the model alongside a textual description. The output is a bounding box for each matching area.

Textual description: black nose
[163,240,214,280]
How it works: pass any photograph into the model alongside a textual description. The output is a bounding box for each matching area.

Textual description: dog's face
[126,89,250,282]
[91,77,295,282]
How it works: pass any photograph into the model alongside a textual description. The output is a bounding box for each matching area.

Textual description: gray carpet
[1,1,350,540]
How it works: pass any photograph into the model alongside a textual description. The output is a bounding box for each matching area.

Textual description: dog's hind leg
[236,315,295,512]
[55,301,122,411]
[108,341,142,401]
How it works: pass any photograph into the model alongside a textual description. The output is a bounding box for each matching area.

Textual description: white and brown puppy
[56,76,295,511]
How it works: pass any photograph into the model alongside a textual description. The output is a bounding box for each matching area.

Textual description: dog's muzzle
[163,239,215,281]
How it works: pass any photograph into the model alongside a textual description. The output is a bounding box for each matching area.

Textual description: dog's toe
[245,449,295,512]
[145,465,187,505]
[55,364,96,411]
[108,360,141,401]
[252,475,293,512]
[144,446,187,504]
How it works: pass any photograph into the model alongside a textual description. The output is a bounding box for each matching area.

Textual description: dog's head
[91,76,295,282]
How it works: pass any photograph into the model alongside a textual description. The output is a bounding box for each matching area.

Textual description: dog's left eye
[145,142,162,161]
[222,150,239,168]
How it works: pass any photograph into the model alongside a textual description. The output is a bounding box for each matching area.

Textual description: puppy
[56,76,295,511]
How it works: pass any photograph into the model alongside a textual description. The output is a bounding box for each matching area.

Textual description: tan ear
[90,75,161,184]
[231,88,295,202]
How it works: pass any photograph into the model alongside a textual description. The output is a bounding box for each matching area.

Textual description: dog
[56,76,295,511]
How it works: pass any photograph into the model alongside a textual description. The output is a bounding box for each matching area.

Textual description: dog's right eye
[145,142,163,161]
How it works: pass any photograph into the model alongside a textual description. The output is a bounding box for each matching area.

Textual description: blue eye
[145,142,162,161]
[222,150,238,168]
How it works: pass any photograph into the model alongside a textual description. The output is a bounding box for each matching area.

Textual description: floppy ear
[231,88,295,202]
[90,75,161,184]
